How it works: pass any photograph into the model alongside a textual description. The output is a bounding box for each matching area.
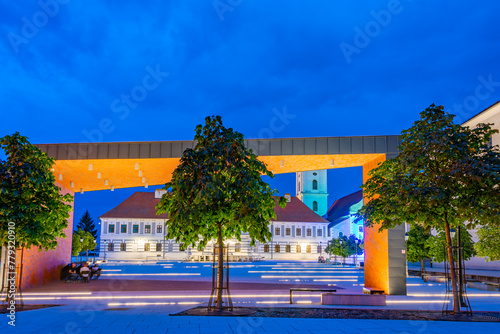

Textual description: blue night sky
[1,1,499,231]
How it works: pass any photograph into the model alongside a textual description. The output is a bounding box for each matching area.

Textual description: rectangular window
[285,228,291,236]
[264,244,270,253]
[275,244,280,253]
[144,243,150,251]
[145,225,151,233]
[317,229,322,237]
[157,225,162,234]
[296,245,301,253]
[108,243,114,251]
[296,228,302,237]
[156,243,162,252]
[120,243,126,251]
[317,245,322,253]
[235,243,241,252]
[285,245,291,253]
[133,225,139,233]
[307,229,312,237]
[275,227,280,236]
[108,224,115,233]
[121,224,127,233]
[306,245,311,253]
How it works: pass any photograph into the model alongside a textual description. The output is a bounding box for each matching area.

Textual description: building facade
[326,190,364,241]
[296,170,328,217]
[99,190,330,261]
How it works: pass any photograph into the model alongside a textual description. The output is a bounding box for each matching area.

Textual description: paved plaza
[2,261,500,333]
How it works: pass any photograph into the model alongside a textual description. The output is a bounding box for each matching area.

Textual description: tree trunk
[444,216,460,314]
[420,259,424,276]
[216,222,224,310]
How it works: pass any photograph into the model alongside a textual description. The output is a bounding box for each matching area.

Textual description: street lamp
[404,233,409,277]
[339,240,343,266]
[104,240,108,262]
[79,237,83,264]
[93,239,97,263]
[355,239,360,268]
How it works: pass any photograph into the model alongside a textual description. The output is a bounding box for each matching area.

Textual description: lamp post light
[404,233,409,277]
[339,240,343,266]
[355,239,360,268]
[93,239,97,263]
[104,240,108,262]
[79,237,83,264]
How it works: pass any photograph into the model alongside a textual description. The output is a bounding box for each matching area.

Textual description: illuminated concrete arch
[29,135,406,295]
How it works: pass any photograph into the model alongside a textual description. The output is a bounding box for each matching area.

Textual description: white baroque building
[99,189,330,261]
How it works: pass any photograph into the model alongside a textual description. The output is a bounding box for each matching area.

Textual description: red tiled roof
[100,192,169,219]
[272,197,329,223]
[100,192,327,223]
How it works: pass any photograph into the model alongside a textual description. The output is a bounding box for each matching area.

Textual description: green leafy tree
[426,229,476,263]
[0,132,73,303]
[406,225,430,273]
[359,104,500,313]
[156,116,286,310]
[76,210,97,239]
[475,225,500,261]
[71,229,96,260]
[325,235,361,264]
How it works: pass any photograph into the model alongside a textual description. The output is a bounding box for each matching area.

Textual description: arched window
[339,232,343,237]
[312,180,318,190]
[313,201,318,211]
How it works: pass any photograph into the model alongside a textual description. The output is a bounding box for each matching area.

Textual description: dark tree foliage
[359,104,500,313]
[76,210,98,239]
[156,116,286,310]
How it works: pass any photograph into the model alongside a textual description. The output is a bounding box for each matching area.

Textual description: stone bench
[322,293,386,306]
[467,282,498,291]
[426,276,447,283]
[289,288,337,304]
[363,287,385,295]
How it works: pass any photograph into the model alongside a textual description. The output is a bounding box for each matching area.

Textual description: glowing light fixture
[88,164,93,171]
[58,174,63,180]
[97,172,101,179]
[70,182,74,188]
[135,163,139,170]
[80,188,84,194]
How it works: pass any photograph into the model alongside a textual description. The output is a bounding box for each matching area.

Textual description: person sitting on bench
[79,262,90,283]
[90,263,102,280]
[67,263,79,282]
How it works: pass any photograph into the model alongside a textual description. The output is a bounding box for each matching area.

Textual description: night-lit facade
[99,189,330,261]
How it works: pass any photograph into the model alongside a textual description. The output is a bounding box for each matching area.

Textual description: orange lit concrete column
[363,155,407,295]
[21,183,74,289]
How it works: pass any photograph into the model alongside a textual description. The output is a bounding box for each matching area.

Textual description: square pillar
[363,155,407,295]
